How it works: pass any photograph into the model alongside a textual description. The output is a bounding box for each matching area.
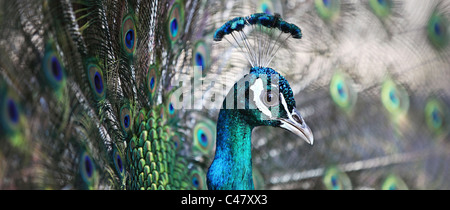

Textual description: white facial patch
[250,78,289,120]
[250,78,273,117]
[279,93,291,118]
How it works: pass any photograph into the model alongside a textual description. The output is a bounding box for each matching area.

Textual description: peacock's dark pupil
[7,99,19,124]
[124,115,130,128]
[51,56,63,81]
[94,72,103,94]
[201,133,208,143]
[337,83,345,97]
[193,177,199,187]
[150,77,155,90]
[331,175,338,187]
[125,29,134,49]
[195,53,204,69]
[435,22,442,36]
[117,154,123,172]
[432,108,441,124]
[171,18,178,37]
[389,90,398,104]
[85,155,93,177]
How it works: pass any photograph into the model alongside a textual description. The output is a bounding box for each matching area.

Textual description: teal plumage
[1,0,450,190]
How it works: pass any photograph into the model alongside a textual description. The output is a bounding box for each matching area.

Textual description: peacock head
[230,66,313,145]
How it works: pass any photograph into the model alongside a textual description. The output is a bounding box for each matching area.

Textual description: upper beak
[278,108,314,145]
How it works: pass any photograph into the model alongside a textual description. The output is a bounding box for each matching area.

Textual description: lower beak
[278,108,314,145]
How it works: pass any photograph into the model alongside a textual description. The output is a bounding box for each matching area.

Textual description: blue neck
[207,109,254,190]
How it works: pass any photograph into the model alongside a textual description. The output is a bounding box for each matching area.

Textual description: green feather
[146,64,160,103]
[252,167,265,190]
[85,59,106,101]
[381,174,408,190]
[192,119,216,157]
[121,14,138,57]
[192,40,211,74]
[189,168,207,190]
[119,102,134,137]
[428,12,449,50]
[42,42,67,93]
[425,98,449,137]
[381,79,409,119]
[79,150,99,190]
[369,0,393,19]
[315,0,341,22]
[125,105,191,190]
[329,72,357,112]
[323,166,352,190]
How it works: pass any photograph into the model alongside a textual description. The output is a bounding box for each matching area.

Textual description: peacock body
[1,0,450,190]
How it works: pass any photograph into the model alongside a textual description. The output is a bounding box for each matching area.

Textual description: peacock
[1,0,450,190]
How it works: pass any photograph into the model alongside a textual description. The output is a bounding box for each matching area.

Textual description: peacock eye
[260,87,279,108]
[267,92,272,102]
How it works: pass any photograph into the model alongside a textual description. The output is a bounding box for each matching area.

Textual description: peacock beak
[278,108,314,145]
